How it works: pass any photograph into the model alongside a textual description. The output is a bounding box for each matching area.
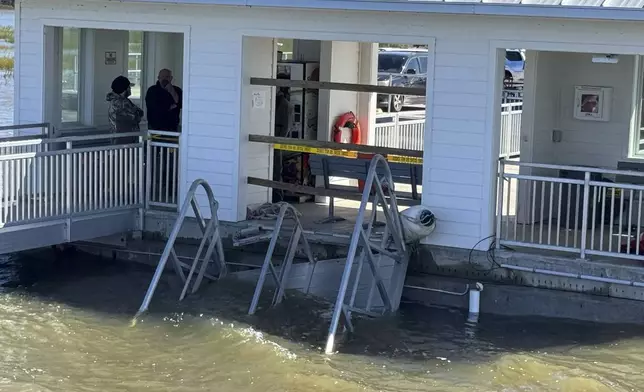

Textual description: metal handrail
[135,178,226,318]
[324,154,408,354]
[0,131,144,147]
[245,203,316,315]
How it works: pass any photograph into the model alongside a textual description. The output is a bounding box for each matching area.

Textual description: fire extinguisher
[332,111,361,144]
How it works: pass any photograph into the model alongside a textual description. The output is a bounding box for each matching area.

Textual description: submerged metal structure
[136,179,227,317]
[323,155,409,354]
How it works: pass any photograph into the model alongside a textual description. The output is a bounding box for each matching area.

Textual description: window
[128,31,144,101]
[634,89,644,156]
[630,57,644,157]
[405,57,421,74]
[378,53,408,73]
[418,56,427,74]
[61,27,81,124]
[506,50,523,62]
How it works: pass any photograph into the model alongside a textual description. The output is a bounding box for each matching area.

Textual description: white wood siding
[19,0,242,221]
[17,0,644,249]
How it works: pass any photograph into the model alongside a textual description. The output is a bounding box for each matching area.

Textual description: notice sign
[252,91,265,109]
[104,51,117,65]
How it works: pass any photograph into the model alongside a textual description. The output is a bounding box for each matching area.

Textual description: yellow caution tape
[274,143,358,158]
[272,143,422,164]
[387,154,423,165]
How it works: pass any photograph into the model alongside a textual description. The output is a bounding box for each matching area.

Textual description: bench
[246,152,422,223]
[308,154,422,222]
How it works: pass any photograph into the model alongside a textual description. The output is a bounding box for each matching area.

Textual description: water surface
[0,251,641,391]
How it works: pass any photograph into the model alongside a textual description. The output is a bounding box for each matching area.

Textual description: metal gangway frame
[324,154,409,354]
[136,179,227,318]
[233,203,317,315]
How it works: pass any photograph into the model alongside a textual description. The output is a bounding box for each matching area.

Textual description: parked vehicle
[377,50,427,112]
[505,49,525,82]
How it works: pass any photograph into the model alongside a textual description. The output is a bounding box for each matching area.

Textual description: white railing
[372,110,425,151]
[146,130,180,210]
[497,160,644,261]
[0,132,144,227]
[502,88,523,104]
[0,123,51,156]
[371,101,522,159]
[500,102,522,159]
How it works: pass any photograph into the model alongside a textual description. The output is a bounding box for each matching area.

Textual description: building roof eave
[119,0,644,22]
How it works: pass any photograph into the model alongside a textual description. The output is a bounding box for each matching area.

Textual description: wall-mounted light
[592,54,619,64]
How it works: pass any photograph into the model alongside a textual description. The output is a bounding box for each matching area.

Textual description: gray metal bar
[273,226,302,306]
[135,179,226,318]
[245,202,316,315]
[324,154,408,355]
[179,219,216,301]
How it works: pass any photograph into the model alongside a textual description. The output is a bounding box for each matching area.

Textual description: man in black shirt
[145,69,183,132]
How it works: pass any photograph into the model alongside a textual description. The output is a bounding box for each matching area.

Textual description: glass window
[128,31,144,100]
[630,59,644,157]
[418,56,427,74]
[378,53,408,73]
[506,50,523,62]
[638,98,644,154]
[61,27,80,124]
[405,58,421,74]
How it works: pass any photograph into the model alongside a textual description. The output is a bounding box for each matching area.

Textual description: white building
[12,0,644,266]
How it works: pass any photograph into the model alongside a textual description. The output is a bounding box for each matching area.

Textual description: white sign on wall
[252,91,266,109]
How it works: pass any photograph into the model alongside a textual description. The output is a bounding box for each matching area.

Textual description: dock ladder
[135,179,227,317]
[324,154,409,354]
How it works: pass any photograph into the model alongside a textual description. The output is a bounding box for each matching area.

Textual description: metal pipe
[404,284,469,296]
[500,263,644,288]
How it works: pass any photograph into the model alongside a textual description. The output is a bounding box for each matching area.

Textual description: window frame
[418,56,428,74]
[629,55,644,159]
[127,31,145,108]
[59,26,84,129]
[404,57,421,75]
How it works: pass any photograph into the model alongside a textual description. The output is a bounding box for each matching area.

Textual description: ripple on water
[0,248,643,390]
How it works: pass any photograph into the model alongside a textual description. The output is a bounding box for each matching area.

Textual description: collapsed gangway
[136,154,436,354]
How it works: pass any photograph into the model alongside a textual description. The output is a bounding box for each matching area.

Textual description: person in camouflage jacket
[107,76,143,144]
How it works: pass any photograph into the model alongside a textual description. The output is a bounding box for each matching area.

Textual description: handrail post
[580,171,591,259]
[145,131,151,210]
[65,141,72,241]
[138,135,145,231]
[496,159,505,249]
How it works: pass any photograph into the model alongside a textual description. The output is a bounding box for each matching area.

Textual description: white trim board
[116,0,644,22]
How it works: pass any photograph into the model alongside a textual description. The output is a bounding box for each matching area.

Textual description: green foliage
[0,55,14,78]
[0,26,14,44]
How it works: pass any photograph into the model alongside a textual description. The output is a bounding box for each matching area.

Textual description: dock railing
[499,102,522,159]
[372,111,424,151]
[497,160,644,261]
[0,123,52,156]
[145,130,180,210]
[0,132,144,228]
[370,103,522,159]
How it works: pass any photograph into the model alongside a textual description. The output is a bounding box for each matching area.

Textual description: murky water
[0,250,641,391]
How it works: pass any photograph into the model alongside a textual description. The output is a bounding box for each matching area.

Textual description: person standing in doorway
[146,69,182,200]
[146,69,183,132]
[106,75,143,144]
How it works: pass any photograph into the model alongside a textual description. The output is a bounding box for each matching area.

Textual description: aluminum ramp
[0,131,145,255]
